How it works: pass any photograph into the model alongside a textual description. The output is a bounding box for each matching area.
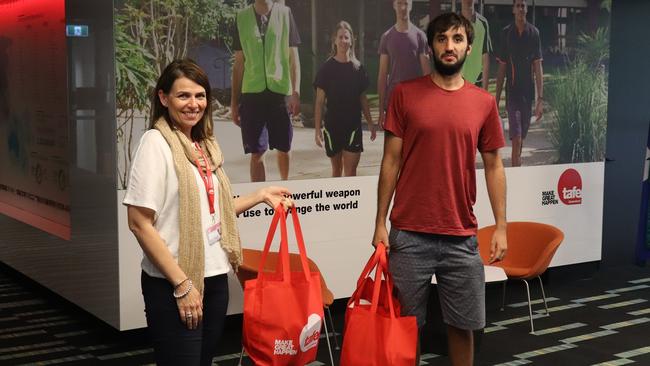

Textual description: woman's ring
[186,312,192,318]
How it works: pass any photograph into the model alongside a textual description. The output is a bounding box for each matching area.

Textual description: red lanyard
[193,142,215,215]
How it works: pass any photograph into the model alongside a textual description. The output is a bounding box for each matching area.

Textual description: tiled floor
[0,263,649,365]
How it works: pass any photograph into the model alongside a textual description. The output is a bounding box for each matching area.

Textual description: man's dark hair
[426,12,474,47]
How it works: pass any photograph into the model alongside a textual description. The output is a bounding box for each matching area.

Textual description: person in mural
[124,59,293,366]
[495,0,544,167]
[313,21,377,177]
[373,13,507,366]
[460,0,492,89]
[377,0,431,128]
[230,0,301,182]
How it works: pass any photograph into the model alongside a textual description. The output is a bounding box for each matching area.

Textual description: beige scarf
[154,118,242,295]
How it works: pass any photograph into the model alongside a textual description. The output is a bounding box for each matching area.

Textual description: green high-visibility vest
[461,12,492,85]
[237,5,291,95]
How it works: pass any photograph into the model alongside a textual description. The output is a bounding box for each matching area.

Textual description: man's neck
[254,0,273,14]
[461,8,475,22]
[515,18,526,31]
[395,18,410,32]
[430,71,465,91]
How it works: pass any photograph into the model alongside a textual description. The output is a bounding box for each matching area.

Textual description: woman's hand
[175,282,203,330]
[258,186,294,210]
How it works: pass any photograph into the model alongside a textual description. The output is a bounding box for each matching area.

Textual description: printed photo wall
[0,0,70,239]
[115,0,610,304]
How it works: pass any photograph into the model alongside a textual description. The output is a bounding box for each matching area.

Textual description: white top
[123,130,231,278]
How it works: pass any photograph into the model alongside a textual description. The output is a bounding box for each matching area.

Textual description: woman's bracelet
[174,278,189,289]
[173,279,193,299]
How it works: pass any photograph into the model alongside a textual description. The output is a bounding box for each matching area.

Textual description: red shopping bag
[242,205,324,366]
[340,244,418,366]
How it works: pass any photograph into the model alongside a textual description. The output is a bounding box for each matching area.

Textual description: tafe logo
[557,169,582,205]
[299,313,322,352]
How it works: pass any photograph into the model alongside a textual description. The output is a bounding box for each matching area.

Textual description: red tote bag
[340,244,418,366]
[242,205,324,366]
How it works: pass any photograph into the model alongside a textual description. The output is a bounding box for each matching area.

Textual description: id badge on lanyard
[195,143,221,245]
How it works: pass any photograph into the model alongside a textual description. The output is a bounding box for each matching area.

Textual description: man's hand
[369,123,377,142]
[230,103,241,127]
[489,227,508,263]
[372,225,389,249]
[534,98,543,122]
[315,128,323,148]
[288,93,300,116]
[378,111,386,129]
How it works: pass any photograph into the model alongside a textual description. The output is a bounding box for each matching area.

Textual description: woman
[314,21,377,177]
[123,59,291,366]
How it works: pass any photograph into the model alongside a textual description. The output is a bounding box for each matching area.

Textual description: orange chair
[236,248,338,365]
[477,222,564,334]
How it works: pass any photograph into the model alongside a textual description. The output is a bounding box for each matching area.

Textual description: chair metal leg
[500,280,507,311]
[238,346,244,366]
[322,312,335,366]
[537,276,550,316]
[522,279,535,334]
[326,307,340,350]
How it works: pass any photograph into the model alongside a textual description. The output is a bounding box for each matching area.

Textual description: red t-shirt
[384,76,505,236]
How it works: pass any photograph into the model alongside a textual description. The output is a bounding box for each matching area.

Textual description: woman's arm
[127,205,203,329]
[234,186,293,215]
[314,88,326,147]
[360,93,376,141]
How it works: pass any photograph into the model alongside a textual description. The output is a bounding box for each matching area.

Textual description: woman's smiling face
[158,76,207,139]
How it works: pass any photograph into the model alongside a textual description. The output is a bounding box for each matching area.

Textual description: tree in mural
[115,0,245,188]
[115,10,156,189]
[547,2,610,164]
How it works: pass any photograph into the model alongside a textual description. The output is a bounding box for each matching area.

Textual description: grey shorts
[506,95,533,140]
[388,228,485,330]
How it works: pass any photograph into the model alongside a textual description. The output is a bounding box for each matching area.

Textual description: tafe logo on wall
[557,168,583,205]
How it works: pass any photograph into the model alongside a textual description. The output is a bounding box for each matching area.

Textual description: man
[460,0,492,90]
[231,0,301,181]
[373,13,507,366]
[495,0,544,167]
[377,0,431,128]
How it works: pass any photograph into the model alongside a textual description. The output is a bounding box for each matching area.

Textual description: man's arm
[419,52,431,76]
[482,53,490,91]
[230,50,245,126]
[288,46,301,116]
[495,62,506,108]
[373,132,403,248]
[377,54,390,128]
[533,59,543,121]
[480,149,507,263]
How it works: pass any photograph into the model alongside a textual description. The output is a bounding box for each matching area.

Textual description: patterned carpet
[0,262,649,365]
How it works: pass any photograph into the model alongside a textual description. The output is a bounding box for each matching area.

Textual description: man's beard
[433,51,468,76]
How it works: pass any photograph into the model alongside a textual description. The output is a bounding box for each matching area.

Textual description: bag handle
[288,206,312,281]
[347,244,398,318]
[257,205,291,283]
[355,243,385,290]
[348,244,388,309]
[347,244,382,308]
[376,246,397,319]
[256,205,311,284]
